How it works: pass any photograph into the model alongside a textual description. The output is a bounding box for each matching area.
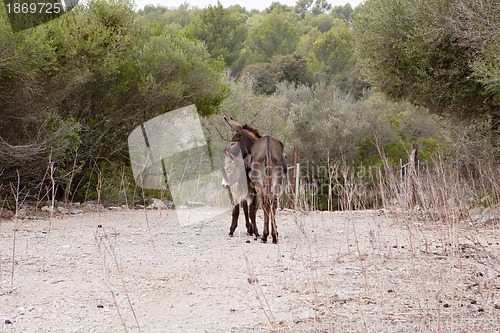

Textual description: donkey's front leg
[249,195,259,239]
[229,204,240,236]
[242,200,253,235]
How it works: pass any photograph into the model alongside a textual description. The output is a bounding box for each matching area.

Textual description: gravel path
[1,208,499,332]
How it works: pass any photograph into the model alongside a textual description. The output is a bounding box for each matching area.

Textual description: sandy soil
[1,207,499,333]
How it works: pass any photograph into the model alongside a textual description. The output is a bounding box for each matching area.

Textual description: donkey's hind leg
[261,197,270,243]
[270,198,279,244]
[242,200,253,235]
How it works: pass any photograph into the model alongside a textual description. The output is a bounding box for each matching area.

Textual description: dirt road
[1,208,499,332]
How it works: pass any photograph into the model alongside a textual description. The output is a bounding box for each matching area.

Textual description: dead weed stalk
[244,255,280,331]
[94,172,142,333]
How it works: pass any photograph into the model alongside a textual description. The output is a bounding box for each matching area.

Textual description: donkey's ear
[224,116,242,134]
[224,148,235,160]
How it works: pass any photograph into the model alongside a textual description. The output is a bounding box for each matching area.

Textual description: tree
[241,53,314,95]
[450,0,499,105]
[312,19,354,76]
[295,0,332,17]
[240,63,276,95]
[138,3,195,27]
[271,53,315,88]
[309,13,336,33]
[267,2,295,14]
[332,4,354,26]
[355,0,499,124]
[246,9,299,62]
[311,0,332,16]
[295,0,313,19]
[188,2,248,74]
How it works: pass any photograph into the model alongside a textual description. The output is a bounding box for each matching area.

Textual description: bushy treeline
[0,0,227,204]
[0,0,497,209]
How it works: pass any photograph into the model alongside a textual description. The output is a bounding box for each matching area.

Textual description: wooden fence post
[290,146,299,210]
[407,144,418,208]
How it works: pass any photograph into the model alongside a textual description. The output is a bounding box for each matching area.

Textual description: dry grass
[277,152,499,332]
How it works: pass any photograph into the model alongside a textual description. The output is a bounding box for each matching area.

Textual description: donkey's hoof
[228,233,234,237]
[261,238,267,243]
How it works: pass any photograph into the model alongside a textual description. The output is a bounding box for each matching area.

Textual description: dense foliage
[355,0,499,124]
[0,0,227,202]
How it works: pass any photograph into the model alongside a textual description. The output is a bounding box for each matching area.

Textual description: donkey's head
[222,148,252,204]
[221,148,250,190]
[224,116,261,157]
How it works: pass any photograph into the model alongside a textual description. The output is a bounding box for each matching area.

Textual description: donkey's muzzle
[221,180,230,189]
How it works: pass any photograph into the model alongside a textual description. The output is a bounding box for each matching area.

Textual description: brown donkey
[222,117,261,238]
[250,135,286,243]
